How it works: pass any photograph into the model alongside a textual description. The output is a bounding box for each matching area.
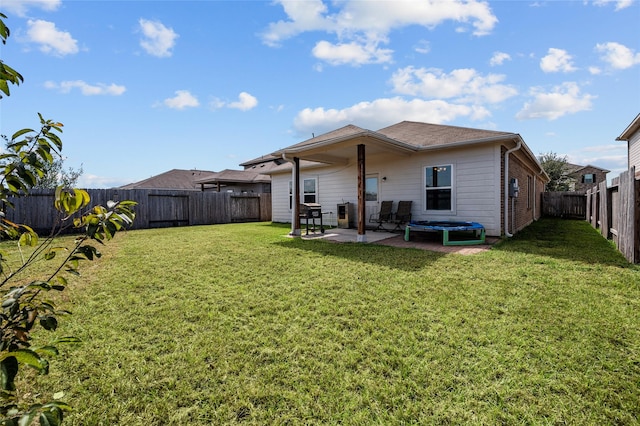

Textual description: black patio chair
[390,200,412,232]
[369,200,394,231]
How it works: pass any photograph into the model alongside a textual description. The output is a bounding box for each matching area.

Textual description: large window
[425,165,453,211]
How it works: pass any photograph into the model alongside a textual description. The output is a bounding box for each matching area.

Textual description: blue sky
[1,0,638,188]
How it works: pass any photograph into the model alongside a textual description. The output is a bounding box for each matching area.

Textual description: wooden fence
[541,192,587,219]
[4,189,272,233]
[586,166,639,264]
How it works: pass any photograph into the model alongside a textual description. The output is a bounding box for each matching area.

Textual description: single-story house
[565,163,610,192]
[264,121,549,241]
[120,169,217,191]
[193,155,281,193]
[616,112,640,178]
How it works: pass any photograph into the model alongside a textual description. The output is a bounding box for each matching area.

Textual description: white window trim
[423,163,456,215]
[289,177,318,209]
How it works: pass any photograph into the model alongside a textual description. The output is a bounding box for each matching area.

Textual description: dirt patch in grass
[373,233,500,254]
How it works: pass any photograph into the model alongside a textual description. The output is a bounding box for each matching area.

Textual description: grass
[14,218,640,424]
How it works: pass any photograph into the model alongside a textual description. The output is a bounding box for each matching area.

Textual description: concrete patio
[297,227,499,255]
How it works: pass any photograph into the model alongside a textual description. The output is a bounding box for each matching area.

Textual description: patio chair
[369,200,394,231]
[390,200,412,232]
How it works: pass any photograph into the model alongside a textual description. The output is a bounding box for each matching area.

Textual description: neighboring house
[193,155,281,193]
[265,121,549,240]
[616,112,640,178]
[120,169,217,191]
[565,163,610,192]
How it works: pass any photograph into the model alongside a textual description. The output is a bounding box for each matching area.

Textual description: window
[425,165,453,211]
[303,178,317,203]
[290,178,317,209]
[527,175,533,209]
[365,176,378,202]
[582,173,596,184]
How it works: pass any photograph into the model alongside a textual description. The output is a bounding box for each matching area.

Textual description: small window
[303,178,317,203]
[527,175,533,209]
[365,176,378,202]
[290,178,318,209]
[425,165,453,211]
[582,173,595,184]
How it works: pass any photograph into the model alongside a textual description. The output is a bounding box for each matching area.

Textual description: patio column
[357,144,367,243]
[290,156,301,236]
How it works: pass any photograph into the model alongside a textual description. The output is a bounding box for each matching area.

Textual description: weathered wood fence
[541,192,587,219]
[4,189,272,233]
[586,166,639,264]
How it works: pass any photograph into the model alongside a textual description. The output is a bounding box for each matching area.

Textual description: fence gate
[148,193,189,228]
[230,195,260,222]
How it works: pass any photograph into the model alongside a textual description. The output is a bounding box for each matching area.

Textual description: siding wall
[629,130,640,171]
[272,144,507,236]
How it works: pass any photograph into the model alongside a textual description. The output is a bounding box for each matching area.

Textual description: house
[565,163,610,192]
[616,112,640,178]
[193,155,280,193]
[120,169,217,191]
[265,121,549,241]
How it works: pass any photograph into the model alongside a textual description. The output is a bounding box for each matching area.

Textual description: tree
[33,160,84,189]
[1,135,83,189]
[0,13,136,425]
[539,151,571,192]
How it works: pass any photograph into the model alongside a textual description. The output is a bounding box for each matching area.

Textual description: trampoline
[404,220,486,246]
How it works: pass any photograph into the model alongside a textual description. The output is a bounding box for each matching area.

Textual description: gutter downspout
[504,140,522,237]
[282,153,300,236]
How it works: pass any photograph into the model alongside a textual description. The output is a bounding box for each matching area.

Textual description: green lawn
[25,219,640,424]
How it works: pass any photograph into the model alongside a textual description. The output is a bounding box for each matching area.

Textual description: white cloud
[591,0,634,11]
[312,40,393,66]
[138,18,178,58]
[262,0,497,65]
[293,97,490,136]
[210,92,259,111]
[540,48,577,73]
[159,90,200,110]
[2,0,61,17]
[78,173,130,189]
[26,19,78,56]
[414,40,431,54]
[390,66,518,104]
[490,51,511,66]
[44,80,126,96]
[516,82,595,120]
[595,42,640,70]
[228,92,258,111]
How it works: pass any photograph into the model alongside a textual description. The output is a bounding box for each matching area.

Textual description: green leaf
[10,349,49,374]
[18,232,38,247]
[54,336,81,344]
[39,315,58,332]
[34,346,59,357]
[0,356,18,392]
[10,128,35,141]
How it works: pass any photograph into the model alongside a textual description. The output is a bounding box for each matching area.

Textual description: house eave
[272,131,417,164]
[616,113,640,141]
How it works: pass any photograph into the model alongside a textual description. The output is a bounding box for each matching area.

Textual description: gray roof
[194,169,270,185]
[120,169,216,191]
[566,163,610,175]
[376,121,516,148]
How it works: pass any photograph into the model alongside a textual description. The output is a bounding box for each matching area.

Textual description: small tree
[539,151,571,192]
[0,13,136,425]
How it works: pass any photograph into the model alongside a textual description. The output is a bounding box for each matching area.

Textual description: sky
[1,0,639,188]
